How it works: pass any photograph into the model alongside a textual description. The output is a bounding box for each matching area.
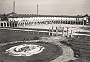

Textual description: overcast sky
[0,0,90,15]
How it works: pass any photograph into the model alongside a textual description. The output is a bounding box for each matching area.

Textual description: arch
[15,23,17,27]
[71,21,73,24]
[22,23,24,24]
[63,21,65,24]
[7,23,9,26]
[57,21,60,24]
[10,22,12,27]
[61,21,62,24]
[25,22,27,25]
[53,21,56,24]
[4,23,6,27]
[67,21,70,24]
[1,23,3,27]
[29,22,31,24]
[66,21,67,24]
[73,21,75,24]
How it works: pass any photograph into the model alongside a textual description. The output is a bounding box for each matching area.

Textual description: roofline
[8,14,85,18]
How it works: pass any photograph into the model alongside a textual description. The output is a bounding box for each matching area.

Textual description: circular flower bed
[0,41,62,62]
[5,44,45,56]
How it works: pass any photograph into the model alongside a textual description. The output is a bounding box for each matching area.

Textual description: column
[10,22,11,27]
[70,30,73,37]
[75,19,77,25]
[11,22,12,27]
[59,25,61,31]
[3,23,4,27]
[59,25,61,29]
[37,30,39,35]
[14,23,16,27]
[9,22,11,27]
[83,19,84,26]
[0,23,1,27]
[70,21,71,24]
[24,22,25,27]
[62,27,64,37]
[52,26,54,36]
[6,23,7,27]
[43,32,44,35]
[48,28,50,36]
[80,21,82,25]
[75,20,77,25]
[66,27,69,37]
[8,22,10,27]
[33,31,34,34]
[56,27,58,36]
[17,23,19,27]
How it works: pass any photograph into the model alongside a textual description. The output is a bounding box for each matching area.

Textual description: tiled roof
[0,12,88,18]
[8,14,84,18]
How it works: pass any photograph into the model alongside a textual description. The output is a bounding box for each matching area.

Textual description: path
[41,36,77,62]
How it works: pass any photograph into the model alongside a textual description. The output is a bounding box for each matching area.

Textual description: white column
[6,23,7,27]
[17,23,19,27]
[62,27,64,37]
[52,26,54,36]
[75,18,77,25]
[48,28,50,36]
[8,22,10,27]
[14,22,15,27]
[24,22,25,27]
[28,29,29,33]
[56,27,58,36]
[59,25,61,31]
[33,31,34,34]
[66,27,69,37]
[70,30,73,37]
[0,23,1,27]
[37,30,39,35]
[43,32,44,35]
[70,21,71,24]
[83,19,84,26]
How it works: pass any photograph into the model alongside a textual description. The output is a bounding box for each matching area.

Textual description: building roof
[8,14,84,18]
[0,12,88,18]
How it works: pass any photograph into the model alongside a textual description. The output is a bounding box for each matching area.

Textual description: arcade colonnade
[0,16,89,27]
[11,17,88,27]
[0,21,18,27]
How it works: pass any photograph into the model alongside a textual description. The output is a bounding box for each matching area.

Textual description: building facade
[0,12,89,28]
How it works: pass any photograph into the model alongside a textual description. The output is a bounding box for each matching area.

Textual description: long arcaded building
[0,12,89,28]
[0,1,90,28]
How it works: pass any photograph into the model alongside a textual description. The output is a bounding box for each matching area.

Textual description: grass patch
[0,29,48,43]
[0,42,62,62]
[61,35,90,62]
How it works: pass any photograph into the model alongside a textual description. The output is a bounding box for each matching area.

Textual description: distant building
[0,12,89,28]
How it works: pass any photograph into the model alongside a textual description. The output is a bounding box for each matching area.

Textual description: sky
[0,0,90,15]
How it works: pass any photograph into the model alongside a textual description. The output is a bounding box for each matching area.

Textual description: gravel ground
[41,36,77,62]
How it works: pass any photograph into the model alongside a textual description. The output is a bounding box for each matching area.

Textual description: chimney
[37,4,38,15]
[13,1,15,13]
